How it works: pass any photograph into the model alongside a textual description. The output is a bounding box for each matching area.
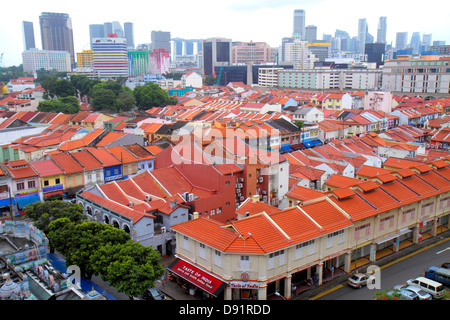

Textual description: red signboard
[168,259,226,296]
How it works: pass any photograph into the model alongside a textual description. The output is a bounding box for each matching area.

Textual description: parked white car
[393,285,432,300]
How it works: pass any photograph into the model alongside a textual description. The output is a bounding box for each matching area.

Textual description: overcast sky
[1,0,449,67]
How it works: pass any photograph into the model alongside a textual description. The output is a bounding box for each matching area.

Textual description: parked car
[406,277,446,299]
[387,288,419,300]
[393,285,432,300]
[441,262,450,269]
[143,287,166,300]
[348,273,375,288]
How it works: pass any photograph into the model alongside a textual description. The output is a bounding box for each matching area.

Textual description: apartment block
[232,41,272,64]
[92,36,129,80]
[22,49,72,74]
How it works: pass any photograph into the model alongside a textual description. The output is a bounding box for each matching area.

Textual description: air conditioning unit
[145,195,151,201]
[128,201,134,207]
[240,178,244,182]
[262,190,267,195]
[240,196,244,201]
[238,183,243,188]
[263,196,267,201]
[259,177,263,183]
[237,193,241,197]
[187,193,195,202]
[161,227,166,233]
[236,188,241,193]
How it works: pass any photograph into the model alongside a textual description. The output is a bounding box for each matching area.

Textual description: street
[316,237,450,300]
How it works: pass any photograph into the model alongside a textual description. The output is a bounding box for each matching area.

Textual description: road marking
[437,247,450,255]
[309,237,450,300]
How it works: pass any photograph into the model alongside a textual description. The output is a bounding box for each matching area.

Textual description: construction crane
[216,64,224,86]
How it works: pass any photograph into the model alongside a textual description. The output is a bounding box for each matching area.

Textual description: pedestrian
[292,283,297,297]
[331,265,335,278]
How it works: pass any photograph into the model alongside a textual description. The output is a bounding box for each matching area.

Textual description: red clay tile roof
[50,153,84,174]
[30,159,63,177]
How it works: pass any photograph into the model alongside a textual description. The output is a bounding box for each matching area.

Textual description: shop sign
[230,281,261,289]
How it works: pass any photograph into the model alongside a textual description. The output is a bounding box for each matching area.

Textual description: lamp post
[274,291,286,300]
[354,237,370,273]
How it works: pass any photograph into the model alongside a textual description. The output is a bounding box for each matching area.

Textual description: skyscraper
[89,24,105,48]
[124,22,134,49]
[410,32,421,54]
[305,25,317,43]
[358,18,368,54]
[202,38,232,76]
[39,12,75,68]
[22,21,36,51]
[151,31,171,52]
[92,35,129,80]
[377,17,387,44]
[112,21,124,38]
[293,10,306,39]
[395,32,408,50]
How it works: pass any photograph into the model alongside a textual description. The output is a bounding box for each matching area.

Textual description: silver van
[406,277,446,299]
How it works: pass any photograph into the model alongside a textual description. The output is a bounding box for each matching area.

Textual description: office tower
[89,24,105,48]
[151,31,171,52]
[124,22,134,49]
[395,32,408,50]
[202,38,232,76]
[92,35,129,79]
[149,49,170,74]
[22,21,36,51]
[39,12,75,68]
[305,25,317,43]
[308,42,331,62]
[23,49,71,74]
[103,22,113,36]
[335,30,350,52]
[357,18,368,54]
[112,21,124,38]
[281,37,294,62]
[232,41,272,64]
[410,32,421,54]
[422,34,432,48]
[293,10,306,39]
[365,43,385,67]
[377,17,387,43]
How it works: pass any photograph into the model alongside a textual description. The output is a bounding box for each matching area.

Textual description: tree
[37,96,80,114]
[25,200,86,236]
[47,219,130,279]
[115,91,136,112]
[133,82,177,110]
[90,241,164,298]
[90,87,117,111]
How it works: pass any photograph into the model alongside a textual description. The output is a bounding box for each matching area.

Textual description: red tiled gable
[236,198,282,217]
[356,165,392,178]
[325,174,361,188]
[285,185,324,202]
[2,160,38,179]
[86,148,121,167]
[70,150,103,170]
[50,153,84,174]
[30,159,63,177]
[106,146,139,164]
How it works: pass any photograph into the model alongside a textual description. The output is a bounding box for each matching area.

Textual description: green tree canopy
[47,218,130,278]
[37,96,80,114]
[90,241,164,298]
[133,82,177,110]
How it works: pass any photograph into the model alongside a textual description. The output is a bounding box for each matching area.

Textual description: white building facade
[22,49,71,74]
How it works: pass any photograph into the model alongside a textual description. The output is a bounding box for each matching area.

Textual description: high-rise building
[293,10,306,39]
[358,18,368,54]
[76,50,93,68]
[39,12,75,68]
[112,21,124,38]
[305,25,317,43]
[395,32,409,50]
[22,49,71,74]
[232,41,272,64]
[149,49,170,75]
[365,43,385,67]
[127,51,150,76]
[422,34,432,49]
[89,24,105,48]
[92,35,129,80]
[151,31,171,52]
[410,32,421,54]
[22,21,36,51]
[124,22,134,49]
[377,17,387,44]
[284,37,312,69]
[202,38,232,77]
[308,42,331,62]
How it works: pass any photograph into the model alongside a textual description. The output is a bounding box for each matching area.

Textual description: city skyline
[1,0,450,67]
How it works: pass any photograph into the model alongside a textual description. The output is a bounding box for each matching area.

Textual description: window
[44,180,49,186]
[183,236,189,250]
[240,255,250,271]
[28,180,35,188]
[199,243,206,259]
[16,182,24,190]
[214,250,221,266]
[55,178,60,184]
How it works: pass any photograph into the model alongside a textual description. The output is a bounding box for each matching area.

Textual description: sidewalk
[294,230,450,300]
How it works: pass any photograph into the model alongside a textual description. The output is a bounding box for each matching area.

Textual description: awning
[304,139,322,148]
[168,258,227,297]
[16,194,40,209]
[0,198,16,208]
[374,228,412,244]
[44,191,64,199]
